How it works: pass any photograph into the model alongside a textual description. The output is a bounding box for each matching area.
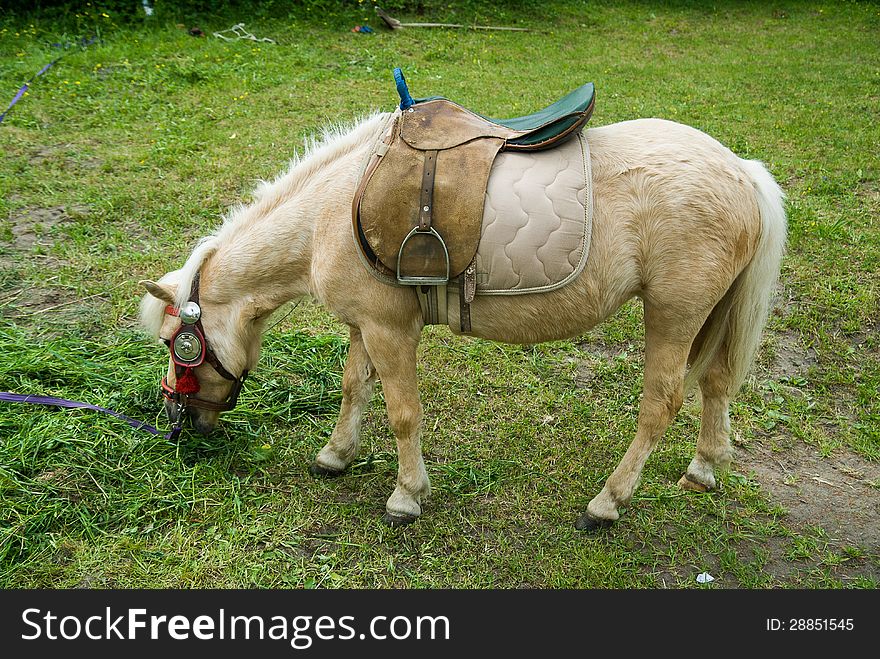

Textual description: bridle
[160,273,248,423]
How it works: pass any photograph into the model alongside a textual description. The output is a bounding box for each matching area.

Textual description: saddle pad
[474,131,592,295]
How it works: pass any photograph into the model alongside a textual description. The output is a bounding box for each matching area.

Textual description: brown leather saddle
[353,69,595,330]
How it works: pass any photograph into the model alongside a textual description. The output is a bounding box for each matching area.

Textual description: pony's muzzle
[164,398,218,436]
[188,406,220,436]
[192,414,217,436]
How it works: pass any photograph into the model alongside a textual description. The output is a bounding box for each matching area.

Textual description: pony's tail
[685,159,787,395]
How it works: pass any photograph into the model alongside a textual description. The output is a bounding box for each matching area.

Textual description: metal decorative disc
[173,331,202,363]
[179,301,201,325]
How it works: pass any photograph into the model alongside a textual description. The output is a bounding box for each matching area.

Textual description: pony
[139,110,786,530]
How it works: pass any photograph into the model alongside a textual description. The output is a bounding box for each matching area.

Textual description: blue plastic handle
[393,67,414,110]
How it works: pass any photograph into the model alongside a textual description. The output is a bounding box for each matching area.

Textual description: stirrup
[397,226,450,285]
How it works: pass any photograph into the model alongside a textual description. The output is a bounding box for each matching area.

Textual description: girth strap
[416,284,447,326]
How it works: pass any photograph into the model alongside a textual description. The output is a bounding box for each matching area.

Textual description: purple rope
[0,60,59,124]
[0,391,180,440]
[0,35,99,125]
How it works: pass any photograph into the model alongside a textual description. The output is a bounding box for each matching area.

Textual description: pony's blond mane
[139,111,388,337]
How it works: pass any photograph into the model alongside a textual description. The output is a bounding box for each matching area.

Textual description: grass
[1,1,878,588]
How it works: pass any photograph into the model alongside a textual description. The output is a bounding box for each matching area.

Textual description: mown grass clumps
[0,320,345,575]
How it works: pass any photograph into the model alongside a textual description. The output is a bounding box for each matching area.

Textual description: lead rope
[0,392,182,441]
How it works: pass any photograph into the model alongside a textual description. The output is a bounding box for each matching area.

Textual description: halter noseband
[160,273,248,419]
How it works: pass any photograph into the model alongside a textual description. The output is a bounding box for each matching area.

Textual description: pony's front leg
[362,324,430,526]
[311,327,376,476]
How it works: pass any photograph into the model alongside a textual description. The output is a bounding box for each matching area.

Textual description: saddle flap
[357,120,504,280]
[400,99,517,150]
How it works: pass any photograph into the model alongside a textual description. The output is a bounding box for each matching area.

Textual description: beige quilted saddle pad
[475,131,592,295]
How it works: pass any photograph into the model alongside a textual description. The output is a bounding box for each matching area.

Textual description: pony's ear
[140,279,176,303]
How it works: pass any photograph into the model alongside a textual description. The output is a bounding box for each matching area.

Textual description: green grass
[1,1,878,588]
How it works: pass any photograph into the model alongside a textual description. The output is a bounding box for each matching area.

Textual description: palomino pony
[140,110,786,531]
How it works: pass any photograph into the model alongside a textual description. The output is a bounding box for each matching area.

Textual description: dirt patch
[6,205,89,249]
[1,205,95,322]
[848,320,880,357]
[767,329,818,380]
[856,178,879,202]
[0,287,72,320]
[577,339,632,361]
[737,439,880,553]
[573,340,638,387]
[573,359,597,387]
[28,144,101,170]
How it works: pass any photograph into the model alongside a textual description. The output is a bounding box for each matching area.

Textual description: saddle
[353,69,595,330]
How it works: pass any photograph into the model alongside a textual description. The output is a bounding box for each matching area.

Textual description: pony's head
[139,239,267,435]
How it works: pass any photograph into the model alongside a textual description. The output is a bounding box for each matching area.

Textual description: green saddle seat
[406,82,594,151]
[483,82,596,147]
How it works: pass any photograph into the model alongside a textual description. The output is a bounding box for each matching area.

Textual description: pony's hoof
[309,462,345,478]
[575,513,614,533]
[678,473,711,493]
[383,512,418,527]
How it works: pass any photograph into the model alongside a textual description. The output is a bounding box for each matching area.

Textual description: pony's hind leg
[361,323,430,526]
[311,327,376,476]
[578,312,692,531]
[678,340,734,492]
